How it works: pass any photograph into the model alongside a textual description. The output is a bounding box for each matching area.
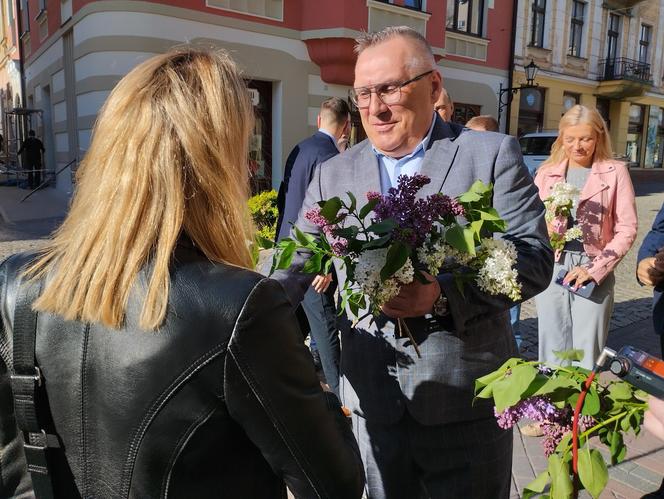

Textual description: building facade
[0,1,23,147]
[510,0,664,168]
[14,0,513,194]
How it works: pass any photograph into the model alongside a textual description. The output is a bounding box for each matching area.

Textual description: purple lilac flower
[331,239,349,257]
[305,207,330,228]
[367,191,381,201]
[371,174,465,246]
[494,396,561,430]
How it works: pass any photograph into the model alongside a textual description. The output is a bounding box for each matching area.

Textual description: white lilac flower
[544,182,580,222]
[354,248,414,308]
[564,226,583,242]
[417,238,450,275]
[475,238,521,301]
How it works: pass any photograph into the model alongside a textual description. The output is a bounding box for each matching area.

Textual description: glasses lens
[379,86,401,105]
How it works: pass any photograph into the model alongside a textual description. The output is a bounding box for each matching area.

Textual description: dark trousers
[25,163,42,189]
[352,410,513,499]
[301,286,340,395]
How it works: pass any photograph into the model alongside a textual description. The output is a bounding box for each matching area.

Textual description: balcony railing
[597,58,652,84]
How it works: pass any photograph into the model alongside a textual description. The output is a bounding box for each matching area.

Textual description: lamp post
[497,60,540,133]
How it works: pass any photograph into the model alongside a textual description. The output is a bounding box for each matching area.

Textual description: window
[568,1,585,57]
[446,0,485,37]
[517,88,546,135]
[562,92,579,112]
[639,24,651,64]
[626,104,645,166]
[19,0,29,35]
[403,0,424,9]
[596,97,611,130]
[606,13,620,60]
[530,0,546,47]
[37,0,46,13]
[452,103,481,125]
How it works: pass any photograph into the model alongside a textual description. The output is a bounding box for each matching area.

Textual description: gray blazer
[274,118,553,426]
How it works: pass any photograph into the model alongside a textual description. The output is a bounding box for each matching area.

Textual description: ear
[316,114,322,128]
[431,71,443,103]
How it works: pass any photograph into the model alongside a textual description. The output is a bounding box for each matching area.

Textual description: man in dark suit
[637,202,664,357]
[17,130,45,189]
[636,205,664,498]
[275,97,350,395]
[274,26,552,498]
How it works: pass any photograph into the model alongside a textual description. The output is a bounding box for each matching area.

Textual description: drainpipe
[504,0,518,135]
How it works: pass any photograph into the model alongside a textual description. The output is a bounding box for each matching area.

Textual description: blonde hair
[539,105,613,170]
[26,48,255,330]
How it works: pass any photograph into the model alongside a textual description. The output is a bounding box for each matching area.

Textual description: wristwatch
[433,292,449,317]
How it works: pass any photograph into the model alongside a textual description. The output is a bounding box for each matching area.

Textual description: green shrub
[248,189,278,242]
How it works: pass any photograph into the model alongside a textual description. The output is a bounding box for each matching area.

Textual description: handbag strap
[10,278,57,499]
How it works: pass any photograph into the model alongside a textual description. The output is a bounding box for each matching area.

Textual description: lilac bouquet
[544,182,583,251]
[271,174,522,354]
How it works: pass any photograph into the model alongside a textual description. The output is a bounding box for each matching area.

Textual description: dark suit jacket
[274,117,553,425]
[637,202,664,335]
[275,131,340,241]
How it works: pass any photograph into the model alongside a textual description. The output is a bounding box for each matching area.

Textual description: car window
[519,136,557,155]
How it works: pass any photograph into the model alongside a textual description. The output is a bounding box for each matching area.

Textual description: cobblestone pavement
[0,217,61,261]
[511,180,664,499]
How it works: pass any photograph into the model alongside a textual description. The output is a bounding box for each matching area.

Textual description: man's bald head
[434,88,454,122]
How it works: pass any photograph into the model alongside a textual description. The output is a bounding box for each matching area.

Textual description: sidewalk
[0,184,69,224]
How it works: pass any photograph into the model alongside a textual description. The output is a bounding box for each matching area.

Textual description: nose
[367,91,389,116]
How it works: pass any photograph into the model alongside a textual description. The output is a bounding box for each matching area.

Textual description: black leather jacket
[0,243,364,498]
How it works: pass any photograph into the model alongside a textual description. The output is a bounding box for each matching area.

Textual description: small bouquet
[543,182,583,251]
[270,174,522,355]
[475,350,648,499]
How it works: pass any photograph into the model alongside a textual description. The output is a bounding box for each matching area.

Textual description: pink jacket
[534,159,638,284]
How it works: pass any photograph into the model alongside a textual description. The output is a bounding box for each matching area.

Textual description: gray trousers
[352,411,512,499]
[535,252,615,370]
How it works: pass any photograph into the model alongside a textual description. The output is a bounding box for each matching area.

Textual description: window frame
[568,0,585,57]
[447,0,486,38]
[639,24,651,65]
[530,0,546,48]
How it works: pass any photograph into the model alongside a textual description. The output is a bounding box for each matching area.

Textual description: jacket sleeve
[0,258,34,499]
[586,166,638,284]
[438,135,554,331]
[638,202,664,264]
[224,278,364,499]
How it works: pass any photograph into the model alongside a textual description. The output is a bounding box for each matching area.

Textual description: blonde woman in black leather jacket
[0,48,364,499]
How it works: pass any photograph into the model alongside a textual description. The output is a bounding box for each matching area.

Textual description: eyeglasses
[350,70,434,109]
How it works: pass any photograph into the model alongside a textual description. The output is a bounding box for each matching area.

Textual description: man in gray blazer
[275,26,552,499]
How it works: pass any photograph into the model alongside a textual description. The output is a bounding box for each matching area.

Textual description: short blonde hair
[27,48,255,330]
[465,115,499,132]
[540,105,614,170]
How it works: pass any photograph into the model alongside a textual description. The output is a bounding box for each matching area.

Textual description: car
[518,131,558,177]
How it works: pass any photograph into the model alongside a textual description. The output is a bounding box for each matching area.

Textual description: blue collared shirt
[372,113,437,193]
[318,128,339,152]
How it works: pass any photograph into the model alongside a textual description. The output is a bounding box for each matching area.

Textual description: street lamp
[497,60,540,132]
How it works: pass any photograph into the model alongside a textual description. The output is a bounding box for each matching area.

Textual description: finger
[645,410,664,442]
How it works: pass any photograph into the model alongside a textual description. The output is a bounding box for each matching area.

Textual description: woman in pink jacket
[533,105,637,370]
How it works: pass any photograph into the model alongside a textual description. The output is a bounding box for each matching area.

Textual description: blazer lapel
[417,118,459,198]
[354,142,382,196]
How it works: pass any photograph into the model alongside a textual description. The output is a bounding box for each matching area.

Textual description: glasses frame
[350,70,434,109]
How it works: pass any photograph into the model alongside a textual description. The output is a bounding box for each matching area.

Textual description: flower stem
[398,318,421,358]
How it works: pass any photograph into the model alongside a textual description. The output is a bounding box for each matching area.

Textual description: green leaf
[320,197,342,222]
[273,242,297,270]
[581,387,601,416]
[346,191,357,213]
[380,241,410,281]
[445,225,476,256]
[548,453,573,499]
[332,226,359,240]
[367,219,397,234]
[608,382,632,401]
[491,364,538,412]
[359,198,380,220]
[523,471,550,499]
[302,253,323,274]
[458,191,482,203]
[578,447,608,499]
[533,375,578,396]
[552,349,585,362]
[609,430,626,465]
[474,368,510,394]
[362,234,392,250]
[256,234,275,249]
[293,225,315,247]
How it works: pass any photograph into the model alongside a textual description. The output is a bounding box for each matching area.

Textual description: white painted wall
[75,51,156,81]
